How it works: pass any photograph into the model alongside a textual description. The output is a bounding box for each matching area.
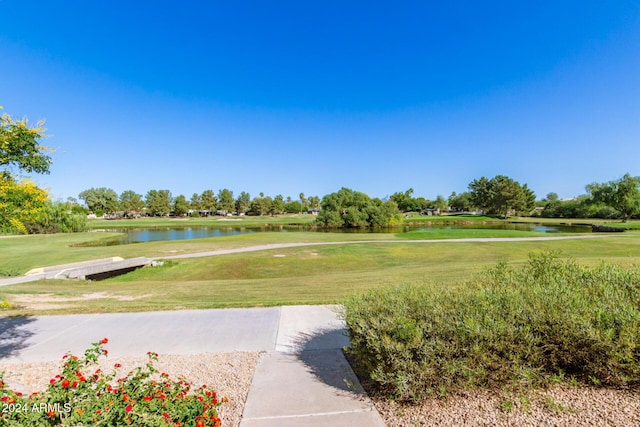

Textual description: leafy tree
[468,176,492,213]
[316,187,401,228]
[545,192,559,201]
[235,191,251,215]
[24,200,88,233]
[586,173,640,222]
[146,189,172,216]
[0,175,48,234]
[433,195,448,212]
[1,108,52,175]
[189,193,202,211]
[217,188,234,213]
[79,187,119,215]
[390,188,421,212]
[200,190,217,214]
[299,192,307,213]
[119,190,145,216]
[284,200,302,213]
[249,193,272,216]
[0,107,53,233]
[468,175,535,218]
[270,194,285,215]
[448,192,473,212]
[172,194,190,217]
[414,197,430,212]
[308,196,321,210]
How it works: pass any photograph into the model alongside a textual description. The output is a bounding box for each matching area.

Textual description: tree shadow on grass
[0,316,36,360]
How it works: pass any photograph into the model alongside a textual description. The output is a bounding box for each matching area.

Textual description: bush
[344,252,640,401]
[23,202,88,234]
[0,339,225,426]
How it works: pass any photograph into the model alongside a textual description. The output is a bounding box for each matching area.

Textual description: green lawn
[1,232,638,316]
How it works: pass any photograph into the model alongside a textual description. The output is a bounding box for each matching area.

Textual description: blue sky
[2,1,639,202]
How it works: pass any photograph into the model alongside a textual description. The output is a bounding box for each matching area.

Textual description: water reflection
[85,222,590,246]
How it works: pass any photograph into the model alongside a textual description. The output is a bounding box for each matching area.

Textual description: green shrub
[344,252,640,401]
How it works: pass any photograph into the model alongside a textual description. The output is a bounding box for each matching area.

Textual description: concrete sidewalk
[0,305,385,426]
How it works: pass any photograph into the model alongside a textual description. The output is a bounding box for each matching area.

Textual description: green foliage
[200,190,217,212]
[119,190,145,216]
[284,200,302,213]
[0,339,225,426]
[448,191,473,212]
[24,201,89,233]
[145,189,172,216]
[217,188,234,213]
[468,175,535,218]
[541,196,622,219]
[344,252,640,401]
[316,187,401,228]
[587,173,640,222]
[172,194,190,217]
[270,194,285,215]
[390,189,421,212]
[0,108,52,175]
[235,191,251,215]
[249,194,272,216]
[78,187,119,215]
[0,174,49,234]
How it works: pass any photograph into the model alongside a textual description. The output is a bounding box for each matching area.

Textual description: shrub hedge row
[343,252,640,401]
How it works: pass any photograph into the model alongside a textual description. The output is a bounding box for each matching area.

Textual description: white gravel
[371,385,640,426]
[0,352,263,427]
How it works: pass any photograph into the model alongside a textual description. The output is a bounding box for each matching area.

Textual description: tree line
[77,187,322,218]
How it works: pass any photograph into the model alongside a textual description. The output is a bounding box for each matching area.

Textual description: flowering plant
[0,338,226,426]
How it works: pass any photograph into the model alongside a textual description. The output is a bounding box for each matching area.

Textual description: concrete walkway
[0,305,385,426]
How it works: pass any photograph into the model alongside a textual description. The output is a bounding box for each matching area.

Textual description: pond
[88,222,591,245]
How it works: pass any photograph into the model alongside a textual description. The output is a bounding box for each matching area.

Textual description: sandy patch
[10,292,154,310]
[216,218,242,221]
[273,254,286,258]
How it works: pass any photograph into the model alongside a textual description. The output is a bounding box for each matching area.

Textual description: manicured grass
[0,225,585,275]
[396,228,552,239]
[403,214,499,223]
[1,234,638,315]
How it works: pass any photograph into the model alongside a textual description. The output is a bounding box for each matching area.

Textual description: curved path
[157,234,610,260]
[0,235,613,287]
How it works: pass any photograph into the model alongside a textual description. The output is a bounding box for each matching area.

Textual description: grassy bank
[1,234,638,315]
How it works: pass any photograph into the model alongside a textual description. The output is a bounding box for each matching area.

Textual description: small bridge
[24,257,161,281]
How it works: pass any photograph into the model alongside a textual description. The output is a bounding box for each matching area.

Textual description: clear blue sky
[2,1,639,202]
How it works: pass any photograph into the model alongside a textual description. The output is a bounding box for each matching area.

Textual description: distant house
[307,208,321,215]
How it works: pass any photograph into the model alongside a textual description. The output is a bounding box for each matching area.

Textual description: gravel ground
[371,385,640,426]
[0,352,263,427]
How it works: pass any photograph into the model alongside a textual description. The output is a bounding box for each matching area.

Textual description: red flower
[162,412,170,419]
[49,379,56,385]
[61,379,70,388]
[72,381,78,388]
[125,405,133,413]
[48,411,56,418]
[101,338,108,344]
[143,396,152,401]
[114,363,122,368]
